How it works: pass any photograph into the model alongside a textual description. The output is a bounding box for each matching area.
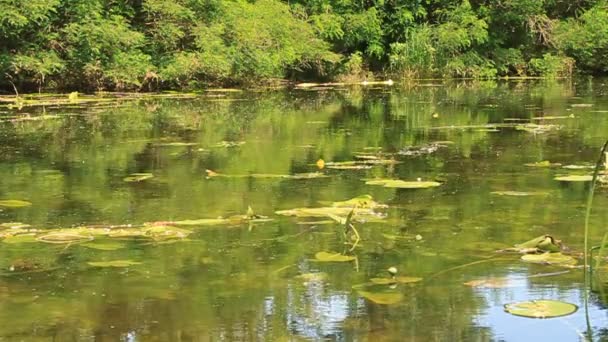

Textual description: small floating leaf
[295,272,328,283]
[358,291,404,305]
[370,276,422,285]
[0,200,32,208]
[504,300,577,318]
[314,251,356,262]
[515,235,562,252]
[123,173,154,182]
[326,165,372,170]
[0,222,31,229]
[37,233,93,244]
[521,252,576,266]
[88,260,142,267]
[3,234,37,244]
[464,277,510,288]
[81,241,126,251]
[491,191,549,196]
[365,179,441,189]
[524,161,561,168]
[555,175,593,182]
[172,218,229,226]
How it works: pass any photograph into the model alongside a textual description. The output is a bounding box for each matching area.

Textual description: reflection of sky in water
[285,282,354,340]
[472,271,608,341]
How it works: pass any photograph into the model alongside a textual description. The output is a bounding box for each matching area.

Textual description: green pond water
[1,80,608,341]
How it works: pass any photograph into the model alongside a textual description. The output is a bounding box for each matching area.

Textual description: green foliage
[0,0,606,91]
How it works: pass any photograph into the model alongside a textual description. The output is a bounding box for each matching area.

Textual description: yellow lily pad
[314,251,356,262]
[365,179,441,189]
[358,291,404,305]
[81,241,126,251]
[504,300,577,318]
[464,277,510,288]
[0,200,32,208]
[123,173,154,182]
[88,260,142,267]
[521,252,576,266]
[554,175,593,182]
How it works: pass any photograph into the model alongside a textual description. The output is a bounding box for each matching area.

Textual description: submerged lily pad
[521,252,576,266]
[123,173,154,182]
[554,175,593,182]
[365,179,441,189]
[358,291,404,305]
[0,200,32,208]
[88,260,142,267]
[314,251,356,262]
[504,300,577,318]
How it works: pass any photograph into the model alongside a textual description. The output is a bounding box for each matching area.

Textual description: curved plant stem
[583,139,608,341]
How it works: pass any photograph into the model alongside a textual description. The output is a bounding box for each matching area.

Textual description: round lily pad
[464,277,510,288]
[504,300,577,318]
[88,260,142,267]
[357,291,404,305]
[37,233,93,244]
[365,179,441,189]
[370,276,423,285]
[521,252,576,266]
[0,200,32,208]
[314,251,356,262]
[554,175,593,182]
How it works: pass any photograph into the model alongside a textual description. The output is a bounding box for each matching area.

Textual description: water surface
[1,80,608,341]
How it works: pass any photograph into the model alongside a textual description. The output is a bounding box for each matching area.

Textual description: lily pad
[464,277,510,288]
[0,222,31,229]
[2,234,38,244]
[357,291,404,305]
[88,260,142,267]
[81,241,126,251]
[172,218,229,226]
[328,195,386,209]
[326,165,373,170]
[123,173,154,182]
[314,251,356,262]
[524,161,561,168]
[37,232,93,244]
[521,252,577,266]
[0,200,32,208]
[554,175,593,182]
[295,272,328,283]
[504,300,577,318]
[515,235,562,252]
[491,191,549,196]
[365,179,441,189]
[370,276,423,285]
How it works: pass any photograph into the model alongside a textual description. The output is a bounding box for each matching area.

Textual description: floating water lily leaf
[326,165,372,170]
[0,200,32,208]
[504,300,577,318]
[370,277,422,285]
[214,141,245,148]
[365,179,441,189]
[314,251,356,262]
[81,241,126,251]
[521,252,576,266]
[2,234,37,244]
[555,175,593,182]
[358,291,404,305]
[172,218,229,226]
[524,161,561,168]
[295,272,328,283]
[154,142,197,147]
[88,260,142,267]
[328,195,386,209]
[123,173,154,182]
[37,232,93,244]
[464,277,510,288]
[515,235,562,252]
[276,207,385,221]
[562,164,594,170]
[0,222,31,229]
[570,103,593,108]
[491,191,549,196]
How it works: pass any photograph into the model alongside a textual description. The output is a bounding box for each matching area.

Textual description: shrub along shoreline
[1,0,607,93]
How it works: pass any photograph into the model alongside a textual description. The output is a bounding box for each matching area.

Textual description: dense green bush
[0,0,606,92]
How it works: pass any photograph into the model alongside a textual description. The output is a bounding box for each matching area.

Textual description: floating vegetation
[37,232,94,244]
[2,235,37,244]
[88,260,142,268]
[531,115,575,120]
[0,222,31,229]
[504,300,577,318]
[562,164,594,170]
[316,158,398,170]
[81,241,126,251]
[357,291,404,305]
[570,103,593,108]
[524,161,561,168]
[214,141,245,148]
[314,251,356,262]
[365,179,441,189]
[295,272,328,283]
[276,206,385,222]
[398,142,449,156]
[521,252,577,266]
[123,173,154,182]
[554,175,593,182]
[515,123,561,134]
[326,195,387,209]
[370,276,422,285]
[0,200,32,208]
[153,142,198,147]
[464,277,510,288]
[205,169,327,180]
[326,165,373,170]
[491,191,549,196]
[514,235,563,253]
